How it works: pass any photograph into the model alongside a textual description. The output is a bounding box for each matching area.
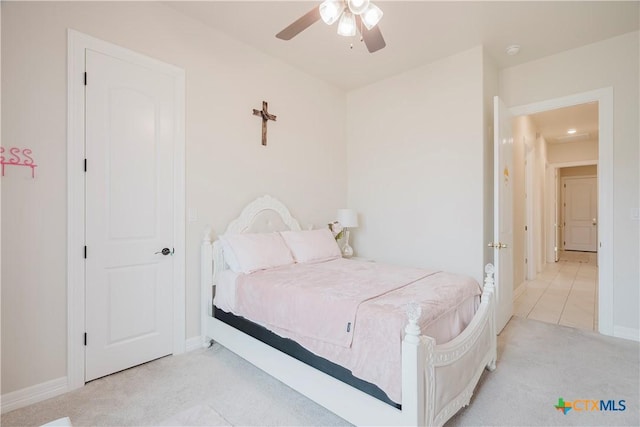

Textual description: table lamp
[336,209,358,258]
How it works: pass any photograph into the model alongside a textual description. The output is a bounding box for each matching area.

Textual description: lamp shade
[347,0,370,15]
[337,11,357,37]
[337,209,358,228]
[319,0,342,25]
[361,3,383,30]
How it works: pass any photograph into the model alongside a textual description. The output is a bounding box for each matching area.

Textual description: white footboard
[401,264,496,426]
[201,224,496,426]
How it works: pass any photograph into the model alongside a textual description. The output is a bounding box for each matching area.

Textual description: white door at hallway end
[85,48,177,381]
[563,176,598,253]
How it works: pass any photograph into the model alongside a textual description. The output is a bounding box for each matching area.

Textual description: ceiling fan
[276,0,386,53]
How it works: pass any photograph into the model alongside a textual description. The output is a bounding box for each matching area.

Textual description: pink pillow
[220,232,294,274]
[280,229,342,263]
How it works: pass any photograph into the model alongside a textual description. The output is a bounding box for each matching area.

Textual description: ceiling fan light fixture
[347,0,370,15]
[319,0,342,25]
[361,3,383,30]
[337,11,357,37]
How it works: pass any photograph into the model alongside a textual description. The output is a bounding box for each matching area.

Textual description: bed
[201,195,497,426]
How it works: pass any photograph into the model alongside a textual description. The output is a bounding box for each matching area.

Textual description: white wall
[347,47,489,283]
[1,1,347,394]
[560,165,597,177]
[547,139,598,164]
[500,31,640,331]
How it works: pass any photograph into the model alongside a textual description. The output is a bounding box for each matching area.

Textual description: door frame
[544,164,558,264]
[545,160,597,262]
[524,136,535,279]
[561,174,598,252]
[510,87,613,336]
[67,29,186,390]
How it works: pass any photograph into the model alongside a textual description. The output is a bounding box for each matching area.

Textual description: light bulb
[347,0,370,15]
[361,3,383,30]
[319,0,342,25]
[337,11,356,37]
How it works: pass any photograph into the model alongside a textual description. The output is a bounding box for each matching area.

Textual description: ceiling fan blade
[356,16,386,53]
[276,7,321,40]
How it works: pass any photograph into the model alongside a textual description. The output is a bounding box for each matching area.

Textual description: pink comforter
[236,259,434,347]
[234,258,481,403]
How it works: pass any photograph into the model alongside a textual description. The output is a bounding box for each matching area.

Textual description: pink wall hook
[1,147,38,178]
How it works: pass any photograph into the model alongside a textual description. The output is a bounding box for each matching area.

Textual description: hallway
[513,251,598,332]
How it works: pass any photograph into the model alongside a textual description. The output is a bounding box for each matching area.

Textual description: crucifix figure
[252,101,277,146]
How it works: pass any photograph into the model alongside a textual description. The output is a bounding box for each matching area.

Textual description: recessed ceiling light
[505,45,520,56]
[567,129,577,134]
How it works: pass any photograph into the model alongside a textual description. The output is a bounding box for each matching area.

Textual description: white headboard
[223,195,302,235]
[200,195,302,331]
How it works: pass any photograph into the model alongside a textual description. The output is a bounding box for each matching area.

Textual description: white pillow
[280,229,342,263]
[219,238,241,272]
[220,232,294,274]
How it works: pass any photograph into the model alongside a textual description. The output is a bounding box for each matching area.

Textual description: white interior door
[563,176,598,252]
[85,49,175,381]
[492,96,514,334]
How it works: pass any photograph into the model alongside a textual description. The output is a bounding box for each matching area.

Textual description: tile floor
[513,250,598,332]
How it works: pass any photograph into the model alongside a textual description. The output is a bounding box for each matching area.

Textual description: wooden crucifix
[252,101,277,146]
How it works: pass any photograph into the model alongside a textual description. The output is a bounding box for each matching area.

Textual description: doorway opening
[511,101,600,333]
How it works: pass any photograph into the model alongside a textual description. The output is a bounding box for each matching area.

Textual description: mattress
[213,259,480,403]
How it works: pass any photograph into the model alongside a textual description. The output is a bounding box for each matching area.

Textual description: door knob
[155,248,172,256]
[488,242,508,249]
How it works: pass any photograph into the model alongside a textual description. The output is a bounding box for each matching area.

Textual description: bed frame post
[201,227,213,348]
[401,303,427,426]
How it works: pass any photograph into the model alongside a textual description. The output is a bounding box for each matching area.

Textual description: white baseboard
[513,282,526,300]
[613,325,640,342]
[185,336,203,352]
[2,339,206,414]
[1,376,68,414]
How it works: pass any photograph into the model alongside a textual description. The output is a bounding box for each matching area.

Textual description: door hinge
[564,241,566,246]
[84,333,87,346]
[525,225,528,231]
[84,158,87,172]
[84,246,87,259]
[84,72,87,86]
[525,258,528,264]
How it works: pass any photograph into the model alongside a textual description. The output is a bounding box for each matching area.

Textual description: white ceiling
[530,102,599,144]
[166,1,639,91]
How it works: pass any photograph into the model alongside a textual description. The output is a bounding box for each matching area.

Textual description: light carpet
[2,317,638,426]
[158,405,230,426]
[448,316,639,426]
